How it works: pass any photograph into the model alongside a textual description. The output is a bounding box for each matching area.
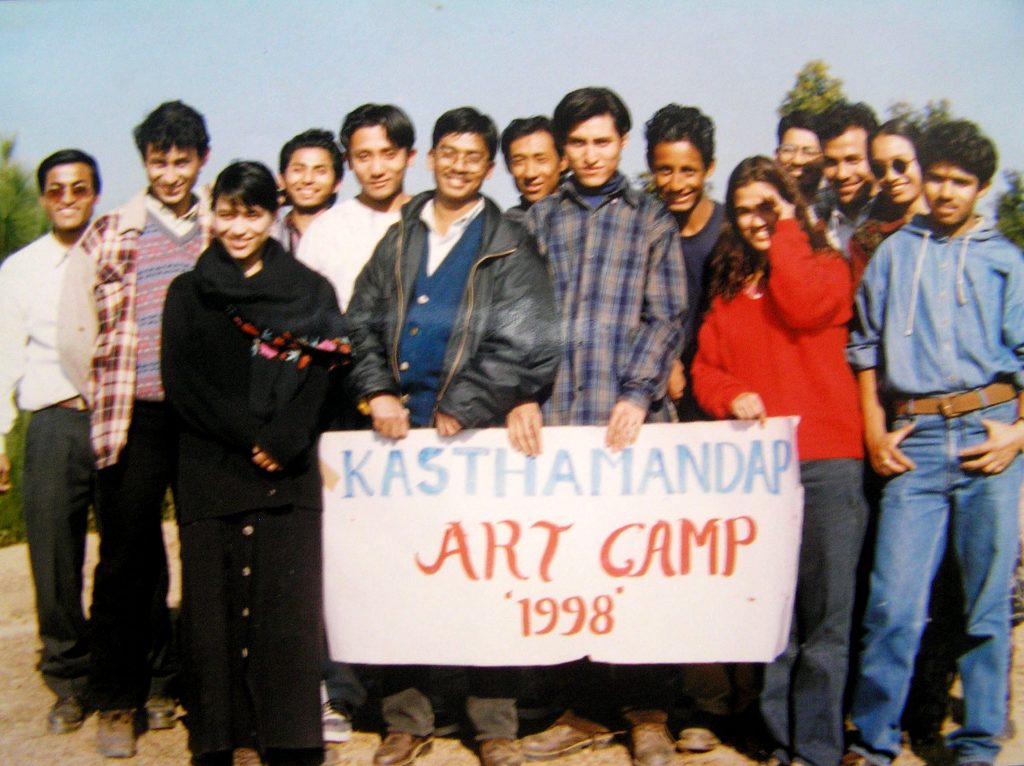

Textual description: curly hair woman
[692,156,866,766]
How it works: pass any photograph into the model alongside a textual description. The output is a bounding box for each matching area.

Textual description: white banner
[321,418,803,666]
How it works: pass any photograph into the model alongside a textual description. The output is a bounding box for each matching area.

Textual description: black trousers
[22,406,94,698]
[87,400,177,710]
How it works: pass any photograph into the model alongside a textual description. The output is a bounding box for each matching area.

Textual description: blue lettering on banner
[336,439,792,500]
[416,447,448,495]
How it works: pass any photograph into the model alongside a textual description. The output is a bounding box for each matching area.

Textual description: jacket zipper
[389,219,406,382]
[433,246,516,416]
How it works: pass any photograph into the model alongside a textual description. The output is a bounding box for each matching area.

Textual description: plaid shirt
[526,175,687,425]
[66,191,211,468]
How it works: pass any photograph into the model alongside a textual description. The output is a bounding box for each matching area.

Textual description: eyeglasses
[870,157,916,179]
[434,146,489,171]
[44,184,94,202]
[777,144,821,161]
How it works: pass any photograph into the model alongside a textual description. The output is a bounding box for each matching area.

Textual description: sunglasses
[870,157,915,179]
[43,184,94,202]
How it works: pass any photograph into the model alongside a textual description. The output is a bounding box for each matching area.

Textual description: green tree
[997,170,1024,250]
[778,60,846,117]
[0,138,46,544]
[886,99,955,132]
[0,137,47,263]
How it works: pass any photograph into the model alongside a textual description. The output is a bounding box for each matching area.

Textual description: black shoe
[48,695,86,734]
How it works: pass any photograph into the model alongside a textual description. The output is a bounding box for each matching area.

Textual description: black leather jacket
[346,192,561,428]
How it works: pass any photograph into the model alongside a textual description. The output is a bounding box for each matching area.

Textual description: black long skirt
[179,506,324,758]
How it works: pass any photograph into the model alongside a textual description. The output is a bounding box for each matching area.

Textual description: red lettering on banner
[416,520,574,581]
[531,521,572,582]
[515,592,618,636]
[415,522,478,579]
[484,521,527,580]
[680,518,719,574]
[723,516,757,576]
[600,523,645,576]
[600,517,757,577]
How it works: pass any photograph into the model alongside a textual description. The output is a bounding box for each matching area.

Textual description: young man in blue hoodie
[844,120,1024,766]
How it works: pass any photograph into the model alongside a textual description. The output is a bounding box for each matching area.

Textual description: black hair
[873,117,923,149]
[500,116,558,169]
[278,128,344,181]
[919,119,997,186]
[709,156,834,302]
[36,148,101,195]
[644,104,715,168]
[551,87,631,151]
[815,101,879,144]
[211,161,280,214]
[133,100,209,158]
[776,110,818,144]
[340,103,416,154]
[432,107,498,160]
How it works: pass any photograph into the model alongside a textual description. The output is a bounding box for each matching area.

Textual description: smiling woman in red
[692,156,865,766]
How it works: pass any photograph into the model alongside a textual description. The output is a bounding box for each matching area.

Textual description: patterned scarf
[194,237,352,420]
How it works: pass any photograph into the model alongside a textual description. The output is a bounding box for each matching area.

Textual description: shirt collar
[559,172,640,209]
[419,196,485,235]
[145,191,200,224]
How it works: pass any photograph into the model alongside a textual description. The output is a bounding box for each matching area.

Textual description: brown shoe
[629,722,676,766]
[839,752,869,766]
[520,711,615,760]
[373,732,432,766]
[676,725,721,753]
[145,695,178,730]
[96,709,138,758]
[232,748,264,766]
[48,695,87,734]
[480,738,524,766]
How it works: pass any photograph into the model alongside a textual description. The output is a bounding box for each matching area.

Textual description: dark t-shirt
[681,200,725,358]
[678,200,725,422]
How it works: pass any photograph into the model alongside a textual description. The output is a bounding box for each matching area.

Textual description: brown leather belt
[53,396,88,411]
[892,382,1017,418]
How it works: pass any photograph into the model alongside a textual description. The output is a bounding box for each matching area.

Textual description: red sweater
[692,219,863,461]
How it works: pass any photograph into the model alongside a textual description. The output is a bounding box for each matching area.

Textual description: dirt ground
[0,523,1021,766]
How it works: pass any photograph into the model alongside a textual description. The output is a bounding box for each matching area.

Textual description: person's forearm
[857,368,886,436]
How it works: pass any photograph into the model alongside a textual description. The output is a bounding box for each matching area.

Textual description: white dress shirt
[418,197,485,276]
[0,233,82,452]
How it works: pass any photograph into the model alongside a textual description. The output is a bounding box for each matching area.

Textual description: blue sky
[2,0,1022,212]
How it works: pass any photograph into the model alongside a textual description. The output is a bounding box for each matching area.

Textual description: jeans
[22,407,94,698]
[850,400,1022,765]
[760,458,868,766]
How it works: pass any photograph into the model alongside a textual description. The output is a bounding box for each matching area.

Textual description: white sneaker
[321,683,352,743]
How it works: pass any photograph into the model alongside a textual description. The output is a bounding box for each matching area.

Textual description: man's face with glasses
[39,163,99,239]
[776,127,823,197]
[429,132,494,208]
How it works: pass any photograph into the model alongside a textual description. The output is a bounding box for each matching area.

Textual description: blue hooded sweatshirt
[847,215,1024,397]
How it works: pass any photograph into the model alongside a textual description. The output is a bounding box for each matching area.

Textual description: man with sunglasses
[0,149,101,734]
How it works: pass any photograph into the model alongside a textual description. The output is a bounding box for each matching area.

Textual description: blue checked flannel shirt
[527,174,687,425]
